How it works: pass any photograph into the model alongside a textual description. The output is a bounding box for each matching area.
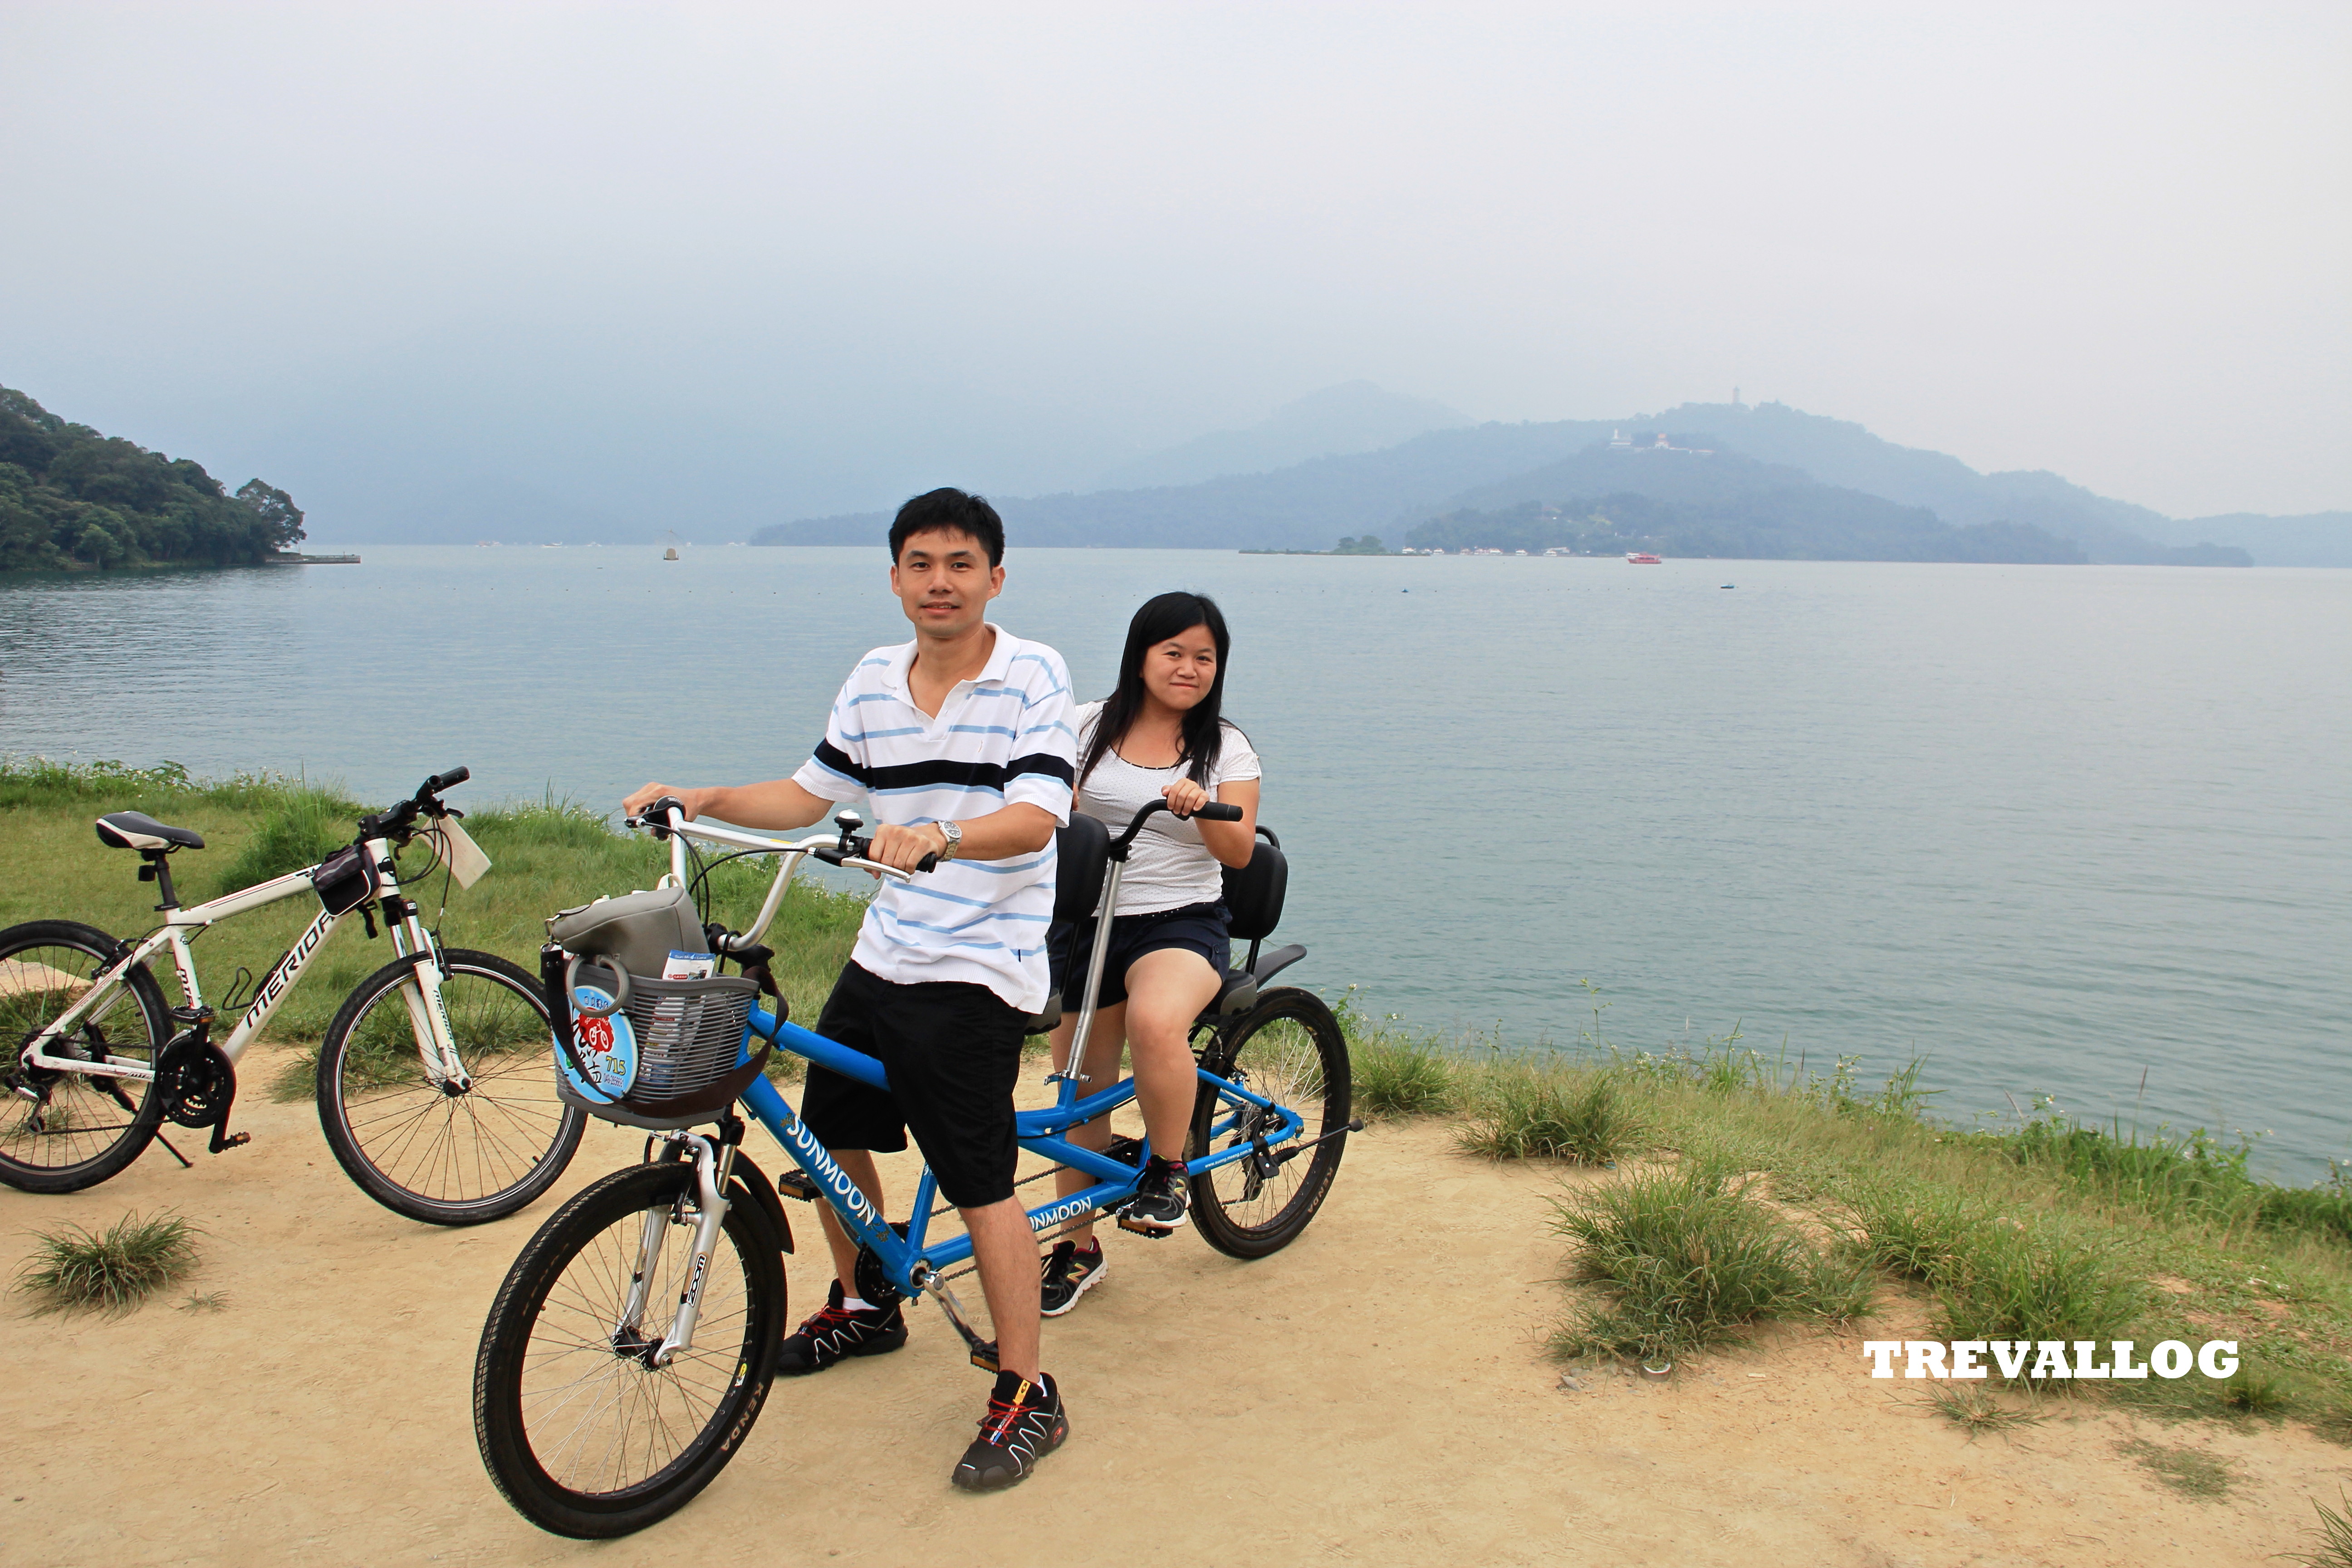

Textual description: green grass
[1922,1384,2047,1440]
[1548,1162,1873,1362]
[1318,984,2352,1433]
[0,756,868,1062]
[2286,1492,2352,1568]
[1457,1065,1644,1163]
[2119,1436,2235,1501]
[12,1210,202,1313]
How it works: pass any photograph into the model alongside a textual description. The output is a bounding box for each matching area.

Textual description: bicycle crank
[158,1024,250,1156]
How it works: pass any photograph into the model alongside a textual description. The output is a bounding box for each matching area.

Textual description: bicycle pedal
[1115,1213,1178,1240]
[969,1339,1000,1373]
[209,1129,251,1154]
[774,1169,820,1203]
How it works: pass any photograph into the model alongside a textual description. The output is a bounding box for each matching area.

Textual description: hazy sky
[3,2,2346,535]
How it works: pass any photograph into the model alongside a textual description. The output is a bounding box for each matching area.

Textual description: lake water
[4,546,2347,1180]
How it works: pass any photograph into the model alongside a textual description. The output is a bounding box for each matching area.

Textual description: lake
[4,546,2347,1180]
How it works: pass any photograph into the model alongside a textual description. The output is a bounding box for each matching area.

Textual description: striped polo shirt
[791,625,1076,1014]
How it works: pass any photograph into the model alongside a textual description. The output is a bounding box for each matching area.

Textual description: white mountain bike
[0,767,586,1224]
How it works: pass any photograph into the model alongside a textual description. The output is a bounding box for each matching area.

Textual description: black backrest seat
[1052,812,1109,923]
[94,812,206,852]
[1021,813,1113,1037]
[1220,836,1288,941]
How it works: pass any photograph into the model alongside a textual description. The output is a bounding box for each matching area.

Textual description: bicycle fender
[727,1154,794,1256]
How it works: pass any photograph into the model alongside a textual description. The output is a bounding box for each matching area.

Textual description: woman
[1040,590,1260,1317]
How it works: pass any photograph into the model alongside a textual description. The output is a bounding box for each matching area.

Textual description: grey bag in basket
[547,884,704,976]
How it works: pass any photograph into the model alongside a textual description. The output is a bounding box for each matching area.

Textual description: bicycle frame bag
[311,845,382,916]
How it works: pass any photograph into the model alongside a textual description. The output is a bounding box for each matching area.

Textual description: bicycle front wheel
[0,921,170,1194]
[316,949,585,1225]
[475,1161,784,1539]
[1189,986,1352,1260]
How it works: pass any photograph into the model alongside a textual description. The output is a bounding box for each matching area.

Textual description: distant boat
[663,547,680,561]
[1626,552,1662,564]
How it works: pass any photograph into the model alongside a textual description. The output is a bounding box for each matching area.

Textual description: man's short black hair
[890,488,1005,566]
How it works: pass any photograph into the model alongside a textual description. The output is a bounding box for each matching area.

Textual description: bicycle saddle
[94,811,207,851]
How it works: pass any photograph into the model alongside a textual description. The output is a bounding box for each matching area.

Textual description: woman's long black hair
[1077,591,1233,788]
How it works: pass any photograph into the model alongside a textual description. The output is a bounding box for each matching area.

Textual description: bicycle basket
[312,845,381,916]
[549,955,768,1131]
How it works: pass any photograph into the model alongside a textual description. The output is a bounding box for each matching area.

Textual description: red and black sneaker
[776,1279,907,1376]
[951,1370,1069,1492]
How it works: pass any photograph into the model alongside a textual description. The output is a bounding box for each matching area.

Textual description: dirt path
[3,1052,2343,1567]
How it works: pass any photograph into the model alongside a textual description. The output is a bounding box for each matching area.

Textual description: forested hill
[1,386,306,571]
[1407,447,2093,563]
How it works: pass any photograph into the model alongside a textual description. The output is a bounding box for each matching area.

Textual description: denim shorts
[1049,901,1231,1010]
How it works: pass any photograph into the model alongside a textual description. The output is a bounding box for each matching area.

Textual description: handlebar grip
[639,798,685,839]
[1191,802,1244,821]
[914,852,939,873]
[425,766,470,794]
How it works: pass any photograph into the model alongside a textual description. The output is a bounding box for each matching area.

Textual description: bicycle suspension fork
[621,1127,740,1367]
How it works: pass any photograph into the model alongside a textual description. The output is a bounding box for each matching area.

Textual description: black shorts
[1048,901,1231,1010]
[798,962,1026,1209]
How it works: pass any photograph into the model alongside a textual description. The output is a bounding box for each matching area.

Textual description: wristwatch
[936,819,962,862]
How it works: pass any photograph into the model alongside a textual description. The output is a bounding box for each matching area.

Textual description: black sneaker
[776,1279,907,1376]
[1038,1240,1106,1317]
[1118,1155,1189,1235]
[951,1370,1068,1492]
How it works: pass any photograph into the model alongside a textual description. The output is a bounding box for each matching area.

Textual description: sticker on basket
[662,951,715,980]
[559,985,638,1102]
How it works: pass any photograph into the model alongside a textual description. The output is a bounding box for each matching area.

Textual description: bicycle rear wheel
[0,921,170,1194]
[475,1161,784,1539]
[1188,986,1352,1259]
[316,949,585,1224]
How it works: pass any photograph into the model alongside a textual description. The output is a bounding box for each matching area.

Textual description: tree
[1333,534,1387,554]
[235,480,306,549]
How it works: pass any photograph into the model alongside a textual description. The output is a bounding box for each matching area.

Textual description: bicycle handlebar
[816,836,937,875]
[425,766,470,794]
[1108,796,1243,853]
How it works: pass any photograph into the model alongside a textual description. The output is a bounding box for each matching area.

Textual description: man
[623,487,1075,1492]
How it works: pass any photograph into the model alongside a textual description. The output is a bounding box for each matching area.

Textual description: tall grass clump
[1458,1067,1643,1163]
[1928,1222,2147,1372]
[211,782,369,894]
[1990,1112,2352,1245]
[1352,1032,1457,1118]
[1550,1163,1873,1362]
[2285,1491,2352,1568]
[13,1210,202,1313]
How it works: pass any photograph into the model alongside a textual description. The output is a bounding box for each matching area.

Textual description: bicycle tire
[1188,986,1352,1260]
[316,948,586,1225]
[0,921,171,1194]
[474,1161,784,1539]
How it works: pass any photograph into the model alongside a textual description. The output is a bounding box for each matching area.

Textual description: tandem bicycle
[471,797,1357,1538]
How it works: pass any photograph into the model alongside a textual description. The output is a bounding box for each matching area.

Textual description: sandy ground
[3,1046,2346,1568]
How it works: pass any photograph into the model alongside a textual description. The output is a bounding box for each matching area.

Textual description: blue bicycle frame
[735,1006,1302,1299]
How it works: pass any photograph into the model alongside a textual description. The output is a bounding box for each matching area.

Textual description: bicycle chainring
[853,1241,906,1308]
[162,1042,236,1129]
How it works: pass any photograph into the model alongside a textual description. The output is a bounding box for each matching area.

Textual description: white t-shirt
[791,628,1076,1014]
[1073,700,1262,916]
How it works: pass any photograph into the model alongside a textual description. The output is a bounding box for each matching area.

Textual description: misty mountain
[1406,452,2089,563]
[761,419,1622,550]
[1091,381,1471,490]
[2143,511,2352,569]
[1624,402,2232,565]
[757,397,2330,564]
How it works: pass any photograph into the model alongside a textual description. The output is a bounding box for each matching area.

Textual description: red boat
[1625,552,1662,564]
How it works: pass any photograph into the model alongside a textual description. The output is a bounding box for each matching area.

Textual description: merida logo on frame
[1862,1339,2239,1380]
